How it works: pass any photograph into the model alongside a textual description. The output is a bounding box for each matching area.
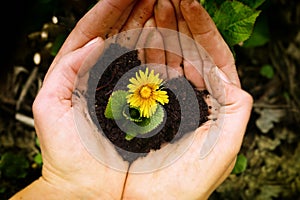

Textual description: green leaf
[260,64,274,79]
[243,14,270,47]
[213,1,261,46]
[125,132,137,141]
[200,0,222,17]
[123,106,143,122]
[0,152,29,179]
[138,105,165,135]
[35,137,40,147]
[34,153,43,165]
[0,187,6,194]
[239,0,266,9]
[105,90,165,141]
[105,90,128,119]
[124,104,165,140]
[231,154,248,174]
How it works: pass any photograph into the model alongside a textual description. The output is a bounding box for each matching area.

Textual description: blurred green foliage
[0,152,29,179]
[231,154,248,174]
[260,64,275,79]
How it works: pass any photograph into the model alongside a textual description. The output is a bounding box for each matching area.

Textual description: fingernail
[84,37,99,47]
[214,66,232,84]
[205,66,228,105]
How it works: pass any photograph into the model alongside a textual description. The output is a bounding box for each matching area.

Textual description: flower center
[140,85,152,99]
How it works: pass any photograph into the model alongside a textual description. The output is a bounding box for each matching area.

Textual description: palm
[124,125,226,199]
[33,44,129,199]
[24,0,252,199]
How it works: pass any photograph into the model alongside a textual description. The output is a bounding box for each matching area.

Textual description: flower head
[127,68,169,118]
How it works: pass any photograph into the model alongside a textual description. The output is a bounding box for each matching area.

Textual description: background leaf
[239,0,266,9]
[259,64,274,79]
[213,1,261,46]
[33,153,43,165]
[231,154,248,174]
[243,13,270,47]
[0,152,29,179]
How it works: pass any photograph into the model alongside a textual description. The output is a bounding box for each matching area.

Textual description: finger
[178,28,208,90]
[145,30,168,80]
[49,0,136,72]
[170,0,205,89]
[107,2,136,38]
[189,68,252,198]
[180,0,240,87]
[143,19,168,80]
[155,0,183,79]
[37,38,104,108]
[116,0,156,49]
[135,18,156,64]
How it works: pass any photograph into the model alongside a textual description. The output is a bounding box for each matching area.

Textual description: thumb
[200,66,253,159]
[33,37,104,122]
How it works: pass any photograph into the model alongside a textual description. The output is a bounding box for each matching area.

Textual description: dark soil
[87,43,209,162]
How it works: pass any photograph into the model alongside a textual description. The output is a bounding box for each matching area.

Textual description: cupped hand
[121,0,253,199]
[11,0,138,199]
[11,0,253,199]
[32,37,131,199]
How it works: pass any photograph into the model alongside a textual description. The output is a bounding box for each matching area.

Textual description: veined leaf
[125,104,165,140]
[243,13,270,47]
[213,1,261,46]
[137,104,165,135]
[105,90,128,120]
[239,0,266,9]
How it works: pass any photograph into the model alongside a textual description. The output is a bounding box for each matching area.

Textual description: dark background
[0,0,299,199]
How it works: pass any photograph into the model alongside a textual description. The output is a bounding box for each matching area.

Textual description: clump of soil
[87,43,209,162]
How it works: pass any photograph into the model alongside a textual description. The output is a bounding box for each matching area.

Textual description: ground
[0,0,299,199]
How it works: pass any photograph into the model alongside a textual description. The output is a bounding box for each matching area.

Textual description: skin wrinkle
[180,0,240,88]
[170,0,208,89]
[108,1,137,37]
[105,0,128,14]
[205,158,236,199]
[155,0,183,78]
[46,44,95,103]
[121,0,156,30]
[180,0,214,34]
[135,17,156,64]
[116,0,156,48]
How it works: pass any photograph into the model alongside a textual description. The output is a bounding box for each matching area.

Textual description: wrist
[9,177,72,200]
[9,176,109,200]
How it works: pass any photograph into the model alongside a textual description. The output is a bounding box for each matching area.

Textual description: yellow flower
[127,68,169,118]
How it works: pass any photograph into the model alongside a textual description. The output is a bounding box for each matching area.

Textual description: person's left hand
[121,0,253,199]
